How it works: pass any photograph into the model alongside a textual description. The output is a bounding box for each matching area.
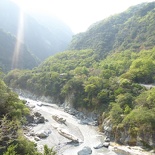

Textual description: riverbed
[20,97,117,155]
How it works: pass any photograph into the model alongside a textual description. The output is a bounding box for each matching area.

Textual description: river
[20,97,117,155]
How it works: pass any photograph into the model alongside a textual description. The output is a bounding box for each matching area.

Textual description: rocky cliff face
[63,92,75,108]
[101,116,155,149]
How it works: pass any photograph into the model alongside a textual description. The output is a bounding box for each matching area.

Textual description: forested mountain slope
[0,29,38,72]
[0,75,37,154]
[0,0,73,61]
[0,73,56,154]
[5,48,155,149]
[4,1,155,150]
[69,2,155,57]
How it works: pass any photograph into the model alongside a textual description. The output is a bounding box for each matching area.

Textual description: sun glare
[12,9,24,69]
[11,0,113,32]
[11,0,155,33]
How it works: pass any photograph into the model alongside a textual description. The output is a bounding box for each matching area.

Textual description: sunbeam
[12,9,24,69]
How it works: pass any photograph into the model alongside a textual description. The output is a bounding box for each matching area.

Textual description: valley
[1,1,155,155]
[20,95,155,155]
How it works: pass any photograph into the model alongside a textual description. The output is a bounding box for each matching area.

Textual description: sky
[11,0,155,34]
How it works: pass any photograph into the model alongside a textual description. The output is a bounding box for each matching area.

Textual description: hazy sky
[11,0,154,33]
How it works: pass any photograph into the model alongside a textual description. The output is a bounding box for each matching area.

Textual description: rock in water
[52,115,66,124]
[25,114,35,123]
[35,116,45,124]
[36,130,49,138]
[34,112,42,117]
[93,143,104,149]
[77,146,92,155]
[57,128,79,143]
[103,142,110,148]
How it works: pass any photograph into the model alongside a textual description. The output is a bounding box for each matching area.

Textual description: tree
[43,145,56,155]
[3,144,17,155]
[126,58,155,83]
[110,103,123,124]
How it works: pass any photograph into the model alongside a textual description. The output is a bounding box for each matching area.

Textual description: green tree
[126,58,155,83]
[3,144,17,155]
[43,145,56,155]
[110,103,123,124]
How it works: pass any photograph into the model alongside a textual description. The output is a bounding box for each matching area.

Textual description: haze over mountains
[0,0,73,72]
[0,29,39,72]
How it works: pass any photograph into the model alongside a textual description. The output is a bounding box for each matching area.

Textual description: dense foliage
[69,2,155,58]
[5,48,155,138]
[0,74,56,155]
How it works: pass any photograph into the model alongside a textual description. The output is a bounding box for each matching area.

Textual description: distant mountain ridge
[0,0,73,61]
[0,29,38,72]
[68,2,155,57]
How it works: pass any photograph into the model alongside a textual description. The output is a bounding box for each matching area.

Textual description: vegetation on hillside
[0,72,56,154]
[69,2,155,58]
[3,1,155,149]
[5,47,155,149]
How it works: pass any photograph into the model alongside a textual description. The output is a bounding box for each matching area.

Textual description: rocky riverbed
[21,97,117,155]
[20,96,155,155]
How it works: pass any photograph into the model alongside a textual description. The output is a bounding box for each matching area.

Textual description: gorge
[20,95,154,155]
[1,1,155,155]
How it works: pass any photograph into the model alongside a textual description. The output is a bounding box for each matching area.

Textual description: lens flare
[12,9,24,69]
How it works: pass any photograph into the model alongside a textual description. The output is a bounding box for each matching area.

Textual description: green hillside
[69,2,155,58]
[4,1,155,149]
[0,73,57,154]
[0,29,39,72]
[0,74,38,154]
[5,48,155,148]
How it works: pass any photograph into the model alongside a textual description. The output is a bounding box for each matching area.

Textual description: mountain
[68,2,155,58]
[4,1,155,150]
[0,0,73,61]
[0,29,39,72]
[29,13,73,49]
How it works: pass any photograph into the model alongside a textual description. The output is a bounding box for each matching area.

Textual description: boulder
[76,112,85,120]
[35,116,45,124]
[52,115,66,124]
[88,121,98,126]
[34,136,40,141]
[77,146,92,155]
[105,137,110,142]
[113,146,146,155]
[37,102,42,107]
[36,130,49,138]
[34,112,41,117]
[57,128,79,143]
[26,114,34,123]
[65,108,78,115]
[94,143,104,149]
[79,119,89,125]
[103,142,110,148]
[30,132,35,136]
